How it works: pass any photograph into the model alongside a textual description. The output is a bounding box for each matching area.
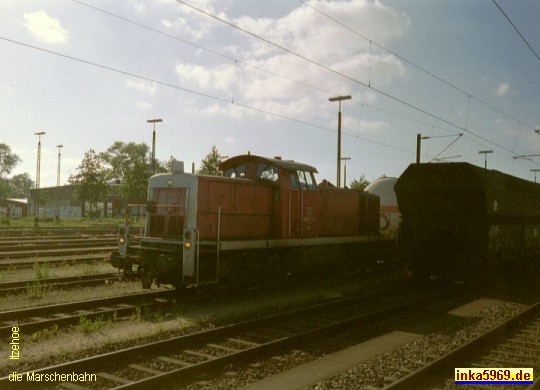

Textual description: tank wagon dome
[365,177,398,207]
[365,177,399,237]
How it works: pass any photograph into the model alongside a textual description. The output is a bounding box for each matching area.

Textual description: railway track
[0,281,459,389]
[0,254,112,270]
[0,289,175,338]
[0,237,116,249]
[0,232,140,268]
[0,227,118,237]
[0,272,127,296]
[0,244,117,260]
[385,302,540,389]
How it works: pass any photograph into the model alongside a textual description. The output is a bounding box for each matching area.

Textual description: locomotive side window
[257,163,279,182]
[296,171,316,191]
[288,172,299,189]
[224,164,246,178]
[305,171,316,191]
[297,170,308,190]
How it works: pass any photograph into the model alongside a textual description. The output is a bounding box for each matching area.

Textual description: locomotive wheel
[110,251,123,268]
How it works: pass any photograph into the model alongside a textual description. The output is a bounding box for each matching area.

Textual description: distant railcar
[111,154,385,289]
[395,163,540,281]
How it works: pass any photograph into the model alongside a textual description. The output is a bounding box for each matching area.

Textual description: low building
[0,198,28,219]
[28,182,140,219]
[28,185,84,219]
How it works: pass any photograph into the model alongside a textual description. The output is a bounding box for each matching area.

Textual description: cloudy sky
[1,0,539,188]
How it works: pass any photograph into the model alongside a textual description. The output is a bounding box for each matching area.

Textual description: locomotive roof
[220,154,318,173]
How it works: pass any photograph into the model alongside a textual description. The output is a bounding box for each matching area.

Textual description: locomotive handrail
[217,207,221,283]
[124,203,147,225]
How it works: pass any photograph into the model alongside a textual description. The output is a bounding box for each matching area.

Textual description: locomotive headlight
[119,237,126,245]
[184,241,191,250]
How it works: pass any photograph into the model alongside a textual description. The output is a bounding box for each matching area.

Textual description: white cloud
[173,0,409,120]
[175,63,235,93]
[129,0,146,14]
[496,82,510,97]
[136,101,152,110]
[197,103,245,119]
[125,80,158,95]
[23,10,68,44]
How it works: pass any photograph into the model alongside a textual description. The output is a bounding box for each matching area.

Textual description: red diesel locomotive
[111,154,385,289]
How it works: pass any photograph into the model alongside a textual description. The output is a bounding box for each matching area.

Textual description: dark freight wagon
[395,162,540,281]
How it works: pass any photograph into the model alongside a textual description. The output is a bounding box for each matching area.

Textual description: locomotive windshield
[223,164,246,178]
[257,163,279,182]
[147,187,188,239]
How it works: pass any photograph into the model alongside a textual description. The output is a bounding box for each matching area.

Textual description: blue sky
[1,0,539,188]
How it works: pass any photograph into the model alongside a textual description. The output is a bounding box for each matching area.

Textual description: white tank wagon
[365,177,400,240]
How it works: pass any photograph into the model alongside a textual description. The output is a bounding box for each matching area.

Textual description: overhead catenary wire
[175,0,537,161]
[300,0,537,130]
[71,0,535,161]
[70,0,462,138]
[491,0,540,63]
[5,2,537,169]
[0,35,413,158]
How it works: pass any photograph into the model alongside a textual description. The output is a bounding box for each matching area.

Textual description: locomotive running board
[202,235,385,251]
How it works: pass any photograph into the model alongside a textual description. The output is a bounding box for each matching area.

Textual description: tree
[197,145,223,176]
[69,149,109,216]
[350,174,370,191]
[9,173,33,198]
[0,144,21,178]
[100,141,168,202]
[100,142,150,180]
[123,158,152,203]
[0,179,9,199]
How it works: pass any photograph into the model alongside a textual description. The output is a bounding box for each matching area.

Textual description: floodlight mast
[147,119,163,174]
[34,131,46,227]
[329,95,352,188]
[479,150,493,169]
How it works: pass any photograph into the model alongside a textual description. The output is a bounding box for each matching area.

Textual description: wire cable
[0,35,413,157]
[491,0,540,62]
[174,0,535,160]
[300,0,537,129]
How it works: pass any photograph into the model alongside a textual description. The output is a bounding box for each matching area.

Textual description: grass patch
[79,315,105,333]
[0,282,145,312]
[0,262,113,283]
[25,280,51,299]
[31,324,60,342]
[33,261,50,280]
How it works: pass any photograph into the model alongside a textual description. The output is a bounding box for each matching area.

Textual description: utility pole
[56,144,63,219]
[329,95,352,187]
[147,118,163,174]
[34,131,46,227]
[341,157,351,188]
